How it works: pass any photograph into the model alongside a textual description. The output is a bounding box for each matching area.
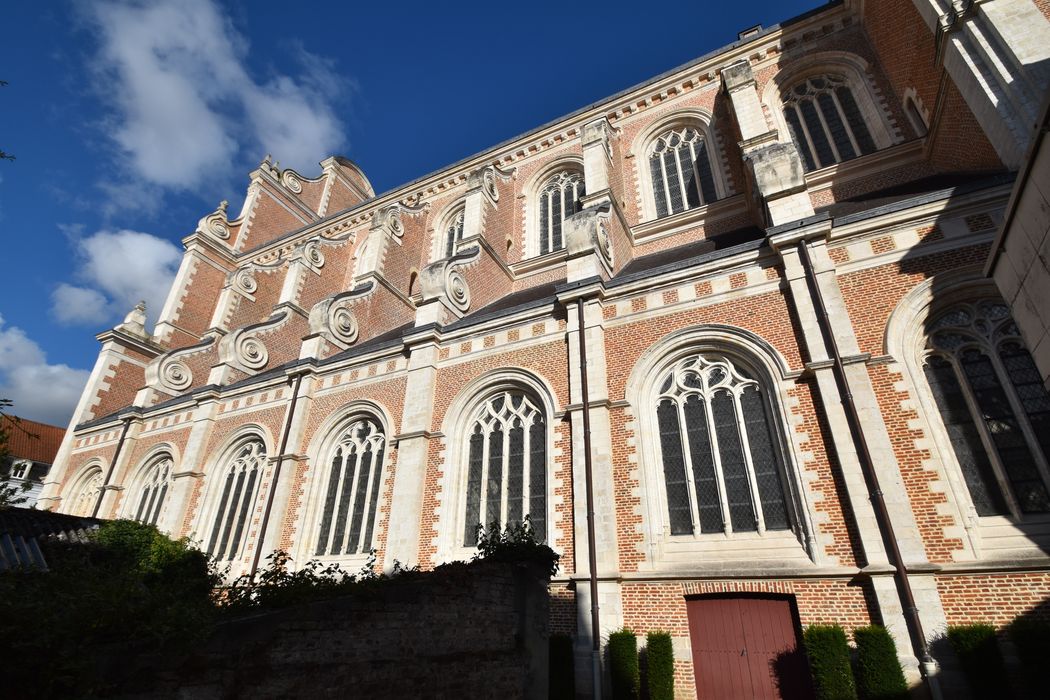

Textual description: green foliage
[472,516,560,577]
[1009,618,1050,697]
[0,519,218,698]
[549,633,575,700]
[803,624,858,700]
[852,626,907,700]
[645,631,675,700]
[947,624,1010,698]
[608,628,640,700]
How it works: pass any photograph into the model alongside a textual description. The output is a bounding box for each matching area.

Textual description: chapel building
[40,0,1050,696]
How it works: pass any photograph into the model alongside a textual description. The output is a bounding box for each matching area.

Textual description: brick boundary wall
[105,560,551,699]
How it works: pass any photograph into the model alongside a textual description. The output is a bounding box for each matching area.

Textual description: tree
[0,398,33,509]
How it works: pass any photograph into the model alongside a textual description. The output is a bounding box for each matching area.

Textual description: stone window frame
[433,368,562,565]
[64,460,105,517]
[121,446,177,527]
[625,325,822,572]
[763,52,898,173]
[522,157,586,261]
[193,426,275,570]
[430,200,467,263]
[291,400,395,569]
[631,110,731,223]
[887,271,1050,561]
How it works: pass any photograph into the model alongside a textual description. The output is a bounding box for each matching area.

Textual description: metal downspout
[92,417,132,518]
[797,241,939,693]
[249,371,305,578]
[576,298,603,699]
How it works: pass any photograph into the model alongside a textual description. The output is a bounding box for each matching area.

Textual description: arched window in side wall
[654,354,792,536]
[69,467,103,517]
[314,417,386,556]
[132,454,173,526]
[444,208,465,259]
[538,171,585,255]
[922,301,1050,517]
[648,126,718,218]
[462,390,547,545]
[782,74,876,171]
[206,438,266,562]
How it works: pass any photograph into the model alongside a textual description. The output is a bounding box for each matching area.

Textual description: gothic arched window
[648,126,717,218]
[314,417,386,556]
[444,208,465,259]
[132,454,173,526]
[538,171,585,255]
[782,74,876,171]
[462,390,547,545]
[206,438,266,562]
[69,467,103,517]
[923,301,1050,517]
[654,354,791,536]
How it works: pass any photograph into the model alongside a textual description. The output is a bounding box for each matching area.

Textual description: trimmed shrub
[803,624,858,700]
[852,626,907,700]
[1009,618,1050,697]
[549,634,575,700]
[645,631,675,700]
[947,624,1009,698]
[608,628,640,700]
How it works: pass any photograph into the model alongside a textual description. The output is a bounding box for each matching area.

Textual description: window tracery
[131,454,172,526]
[782,74,876,171]
[537,171,585,255]
[314,417,386,556]
[922,301,1050,518]
[653,354,791,536]
[647,126,717,218]
[69,467,103,517]
[462,390,547,545]
[206,438,266,562]
[443,208,465,259]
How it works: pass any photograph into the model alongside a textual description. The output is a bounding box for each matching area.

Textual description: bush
[549,633,575,700]
[472,517,560,577]
[852,626,907,700]
[0,519,218,698]
[1009,618,1050,697]
[645,631,675,700]
[946,624,1009,698]
[608,628,640,700]
[803,624,857,700]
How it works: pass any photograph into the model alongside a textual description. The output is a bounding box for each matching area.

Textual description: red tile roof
[2,415,66,465]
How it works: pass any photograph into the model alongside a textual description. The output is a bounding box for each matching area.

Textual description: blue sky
[0,0,823,424]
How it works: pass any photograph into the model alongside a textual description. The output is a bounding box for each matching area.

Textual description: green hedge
[608,628,640,700]
[549,634,575,700]
[947,624,1009,698]
[646,631,675,700]
[852,626,907,700]
[1009,619,1050,698]
[803,624,858,700]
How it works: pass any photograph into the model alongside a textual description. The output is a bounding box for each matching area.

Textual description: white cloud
[83,0,348,193]
[0,315,90,426]
[51,229,182,329]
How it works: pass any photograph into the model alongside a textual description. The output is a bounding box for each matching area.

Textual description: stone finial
[118,300,148,337]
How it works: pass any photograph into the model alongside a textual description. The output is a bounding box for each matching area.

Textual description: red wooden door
[686,596,812,700]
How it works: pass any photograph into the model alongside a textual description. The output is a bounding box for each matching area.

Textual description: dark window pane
[678,145,701,210]
[216,470,246,560]
[135,485,151,523]
[834,87,875,154]
[445,226,455,258]
[507,422,525,524]
[315,451,343,556]
[347,449,374,553]
[925,355,1008,515]
[207,471,235,556]
[151,483,168,526]
[228,468,258,562]
[683,395,722,533]
[650,156,669,218]
[657,399,693,535]
[331,451,359,552]
[486,428,504,528]
[960,349,1049,513]
[463,429,485,546]
[799,100,835,168]
[712,391,756,531]
[1000,343,1050,463]
[362,444,385,553]
[529,418,547,543]
[817,92,856,161]
[663,151,685,214]
[741,387,789,530]
[785,106,817,172]
[552,191,564,252]
[695,140,717,204]
[539,194,550,255]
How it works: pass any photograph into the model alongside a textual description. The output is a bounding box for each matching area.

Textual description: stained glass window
[648,127,717,218]
[207,438,266,562]
[538,172,585,255]
[315,418,386,556]
[133,454,173,526]
[782,75,876,171]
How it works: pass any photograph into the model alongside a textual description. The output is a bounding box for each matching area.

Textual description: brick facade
[42,2,1050,697]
